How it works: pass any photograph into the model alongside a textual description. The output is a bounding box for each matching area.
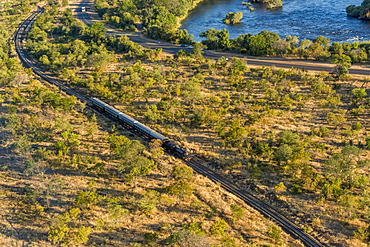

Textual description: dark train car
[162,140,189,160]
[91,98,190,160]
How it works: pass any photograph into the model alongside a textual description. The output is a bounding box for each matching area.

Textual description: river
[181,0,370,43]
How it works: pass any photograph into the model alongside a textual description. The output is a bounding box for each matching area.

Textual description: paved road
[73,0,370,76]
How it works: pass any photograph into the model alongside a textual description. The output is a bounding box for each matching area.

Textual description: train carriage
[90,98,189,159]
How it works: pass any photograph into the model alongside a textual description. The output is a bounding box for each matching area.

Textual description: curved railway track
[14,8,326,247]
[14,7,91,104]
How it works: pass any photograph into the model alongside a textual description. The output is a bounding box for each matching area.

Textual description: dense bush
[199,29,370,65]
[94,0,194,43]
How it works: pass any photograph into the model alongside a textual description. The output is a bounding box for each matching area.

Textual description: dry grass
[68,55,370,246]
[0,78,299,246]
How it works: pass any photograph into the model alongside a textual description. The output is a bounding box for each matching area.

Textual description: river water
[181,0,370,43]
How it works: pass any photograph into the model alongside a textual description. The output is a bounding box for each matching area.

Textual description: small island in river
[346,0,370,20]
[223,12,243,24]
[249,0,283,9]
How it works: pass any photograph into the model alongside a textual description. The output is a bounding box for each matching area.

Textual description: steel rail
[185,157,325,247]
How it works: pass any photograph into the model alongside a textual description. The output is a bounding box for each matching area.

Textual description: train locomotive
[91,98,189,160]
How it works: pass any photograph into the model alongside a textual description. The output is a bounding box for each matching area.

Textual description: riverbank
[181,0,368,43]
[178,0,207,23]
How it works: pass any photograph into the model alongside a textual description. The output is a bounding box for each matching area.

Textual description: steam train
[90,98,190,160]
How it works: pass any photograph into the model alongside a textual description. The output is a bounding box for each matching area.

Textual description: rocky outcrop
[249,0,282,9]
[346,0,370,20]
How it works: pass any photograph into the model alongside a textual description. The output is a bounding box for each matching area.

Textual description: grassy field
[0,78,298,246]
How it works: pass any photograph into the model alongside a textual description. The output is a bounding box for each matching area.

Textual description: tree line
[94,0,194,43]
[93,0,370,72]
[201,29,369,71]
[26,7,161,74]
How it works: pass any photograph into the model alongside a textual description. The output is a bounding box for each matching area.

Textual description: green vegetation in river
[223,12,243,24]
[346,0,370,20]
[249,0,283,9]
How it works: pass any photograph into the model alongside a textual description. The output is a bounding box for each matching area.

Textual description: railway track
[13,8,326,247]
[186,157,325,247]
[14,7,91,104]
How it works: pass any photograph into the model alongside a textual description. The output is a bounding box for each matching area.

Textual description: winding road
[73,0,370,76]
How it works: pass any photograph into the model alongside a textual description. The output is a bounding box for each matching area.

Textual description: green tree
[223,118,246,142]
[274,144,293,165]
[75,190,99,208]
[217,28,231,50]
[192,42,205,57]
[349,48,368,63]
[329,42,344,56]
[277,130,300,146]
[117,0,137,15]
[268,225,282,243]
[298,38,312,49]
[144,232,158,246]
[310,80,334,96]
[230,57,247,75]
[326,111,346,127]
[54,140,69,156]
[28,26,48,41]
[172,164,193,181]
[86,50,116,71]
[351,88,367,106]
[138,190,159,215]
[260,30,281,55]
[108,135,144,159]
[324,145,364,188]
[183,222,205,235]
[313,36,330,47]
[332,54,352,77]
[85,22,106,41]
[39,54,51,66]
[210,218,227,236]
[165,180,193,199]
[73,226,91,245]
[298,39,312,59]
[200,28,230,50]
[142,6,177,40]
[248,34,267,56]
[230,204,244,220]
[67,39,89,66]
[125,156,154,182]
[48,208,91,246]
